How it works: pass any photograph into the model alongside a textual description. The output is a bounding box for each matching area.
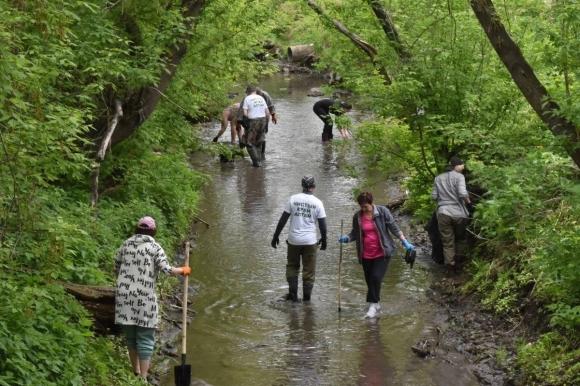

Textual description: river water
[161,74,480,386]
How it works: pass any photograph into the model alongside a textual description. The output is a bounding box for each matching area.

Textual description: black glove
[466,202,475,216]
[318,237,327,251]
[271,237,279,249]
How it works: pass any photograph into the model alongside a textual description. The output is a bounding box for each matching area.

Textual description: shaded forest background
[0,0,578,385]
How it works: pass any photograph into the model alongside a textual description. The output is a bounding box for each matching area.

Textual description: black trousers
[314,110,333,141]
[361,257,389,303]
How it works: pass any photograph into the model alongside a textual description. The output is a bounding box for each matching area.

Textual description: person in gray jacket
[339,192,415,318]
[431,156,472,268]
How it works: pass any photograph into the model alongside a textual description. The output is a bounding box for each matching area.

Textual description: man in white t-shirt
[242,85,270,167]
[271,176,327,302]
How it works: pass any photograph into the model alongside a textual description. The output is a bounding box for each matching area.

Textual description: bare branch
[96,100,123,161]
[92,99,123,208]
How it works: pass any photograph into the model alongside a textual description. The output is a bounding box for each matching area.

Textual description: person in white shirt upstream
[242,85,270,167]
[271,176,328,302]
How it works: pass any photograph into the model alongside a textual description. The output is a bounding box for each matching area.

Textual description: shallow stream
[161,74,480,386]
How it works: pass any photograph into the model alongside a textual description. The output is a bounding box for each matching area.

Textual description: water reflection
[274,305,330,386]
[237,163,267,215]
[358,321,393,386]
[321,143,334,172]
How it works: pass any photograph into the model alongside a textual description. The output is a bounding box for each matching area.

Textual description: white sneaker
[364,303,378,318]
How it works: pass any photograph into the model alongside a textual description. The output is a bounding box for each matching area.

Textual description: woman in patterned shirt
[115,216,191,380]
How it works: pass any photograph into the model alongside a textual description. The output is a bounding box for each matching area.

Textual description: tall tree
[470,0,580,167]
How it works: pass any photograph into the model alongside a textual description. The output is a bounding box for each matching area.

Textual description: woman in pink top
[339,192,415,318]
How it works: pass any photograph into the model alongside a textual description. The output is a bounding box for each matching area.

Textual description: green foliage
[204,142,246,162]
[0,0,577,383]
[466,153,580,326]
[0,0,280,383]
[517,332,580,386]
[334,113,352,129]
[0,279,140,386]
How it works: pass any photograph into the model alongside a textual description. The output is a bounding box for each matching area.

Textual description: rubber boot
[261,141,266,160]
[247,145,261,167]
[285,277,299,302]
[303,283,313,302]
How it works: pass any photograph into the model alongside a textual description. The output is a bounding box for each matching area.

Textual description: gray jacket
[432,170,469,218]
[346,205,401,262]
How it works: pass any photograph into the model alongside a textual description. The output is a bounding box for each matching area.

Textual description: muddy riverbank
[426,275,521,385]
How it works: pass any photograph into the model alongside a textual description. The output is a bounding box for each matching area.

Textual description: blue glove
[338,235,349,243]
[402,239,415,251]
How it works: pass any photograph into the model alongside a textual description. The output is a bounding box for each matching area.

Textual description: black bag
[404,249,416,268]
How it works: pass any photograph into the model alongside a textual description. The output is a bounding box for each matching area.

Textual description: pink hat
[137,216,156,230]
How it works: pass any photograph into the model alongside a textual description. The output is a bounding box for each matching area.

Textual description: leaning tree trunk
[306,0,392,84]
[88,0,206,206]
[108,0,206,147]
[367,0,411,61]
[470,0,580,168]
[91,100,122,207]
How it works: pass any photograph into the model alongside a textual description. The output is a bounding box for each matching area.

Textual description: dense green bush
[0,0,278,384]
[0,279,140,386]
[517,333,580,386]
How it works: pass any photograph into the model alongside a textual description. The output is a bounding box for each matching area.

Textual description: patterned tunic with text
[114,234,173,328]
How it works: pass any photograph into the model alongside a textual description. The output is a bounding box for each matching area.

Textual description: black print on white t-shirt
[293,202,317,217]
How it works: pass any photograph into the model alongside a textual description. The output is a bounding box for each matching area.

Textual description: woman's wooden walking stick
[338,220,343,312]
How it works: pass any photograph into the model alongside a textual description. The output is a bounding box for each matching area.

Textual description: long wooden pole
[181,242,190,360]
[338,220,343,312]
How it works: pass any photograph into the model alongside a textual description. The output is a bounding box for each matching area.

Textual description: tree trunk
[470,0,580,168]
[306,0,392,84]
[367,0,411,61]
[108,0,206,147]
